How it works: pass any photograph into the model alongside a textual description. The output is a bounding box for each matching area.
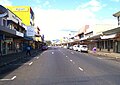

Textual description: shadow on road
[0,49,43,79]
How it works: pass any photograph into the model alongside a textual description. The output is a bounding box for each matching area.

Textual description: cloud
[33,7,97,40]
[77,0,106,12]
[0,0,12,6]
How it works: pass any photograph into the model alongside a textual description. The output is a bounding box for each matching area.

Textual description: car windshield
[0,0,120,85]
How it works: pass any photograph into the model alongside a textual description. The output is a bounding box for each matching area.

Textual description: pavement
[89,50,120,59]
[0,49,41,67]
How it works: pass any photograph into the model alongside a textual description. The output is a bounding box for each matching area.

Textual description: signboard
[26,26,35,36]
[12,8,29,12]
[16,31,24,37]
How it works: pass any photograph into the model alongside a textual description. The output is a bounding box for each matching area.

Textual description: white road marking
[52,52,54,54]
[29,62,33,65]
[70,60,73,62]
[97,57,102,59]
[11,76,16,80]
[79,67,84,71]
[66,56,68,58]
[0,76,16,81]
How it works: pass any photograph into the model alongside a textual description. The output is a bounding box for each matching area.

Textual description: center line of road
[97,57,102,59]
[0,76,16,81]
[79,67,84,71]
[52,52,54,54]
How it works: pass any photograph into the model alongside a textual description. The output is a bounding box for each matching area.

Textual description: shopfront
[2,38,15,55]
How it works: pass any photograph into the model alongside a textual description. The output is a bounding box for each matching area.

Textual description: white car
[78,45,88,53]
[73,45,78,51]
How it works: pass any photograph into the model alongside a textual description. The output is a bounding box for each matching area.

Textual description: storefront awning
[103,27,120,35]
[100,34,116,39]
[87,33,102,40]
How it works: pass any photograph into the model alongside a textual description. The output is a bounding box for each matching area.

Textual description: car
[78,45,88,53]
[42,45,48,50]
[73,45,78,51]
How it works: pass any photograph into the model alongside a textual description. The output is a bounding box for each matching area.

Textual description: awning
[100,34,116,39]
[113,11,120,17]
[103,27,120,35]
[87,33,102,40]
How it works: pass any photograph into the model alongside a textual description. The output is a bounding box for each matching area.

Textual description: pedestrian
[26,45,31,56]
[92,46,97,53]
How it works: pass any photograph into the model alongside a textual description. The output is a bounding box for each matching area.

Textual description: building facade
[0,5,26,55]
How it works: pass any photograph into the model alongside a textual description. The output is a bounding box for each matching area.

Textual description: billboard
[26,26,35,36]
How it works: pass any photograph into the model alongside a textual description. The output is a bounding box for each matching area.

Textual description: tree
[45,40,52,46]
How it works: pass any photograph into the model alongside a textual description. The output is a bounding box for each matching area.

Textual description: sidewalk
[0,49,40,67]
[89,50,120,59]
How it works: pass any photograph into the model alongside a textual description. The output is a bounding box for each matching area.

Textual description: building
[34,26,43,49]
[0,5,26,55]
[6,6,34,26]
[6,6,37,49]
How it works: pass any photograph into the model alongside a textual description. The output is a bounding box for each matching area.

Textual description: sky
[0,0,120,40]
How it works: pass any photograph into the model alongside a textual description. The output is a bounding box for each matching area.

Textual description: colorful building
[6,6,36,49]
[0,5,26,55]
[5,6,34,26]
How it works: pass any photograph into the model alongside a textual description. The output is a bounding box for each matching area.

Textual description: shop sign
[16,31,24,37]
[26,26,35,36]
[12,8,29,12]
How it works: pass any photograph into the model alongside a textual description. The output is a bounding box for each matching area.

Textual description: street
[0,47,120,85]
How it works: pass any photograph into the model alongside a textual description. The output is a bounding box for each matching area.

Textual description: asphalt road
[0,46,120,85]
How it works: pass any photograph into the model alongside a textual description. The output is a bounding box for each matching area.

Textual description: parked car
[42,45,48,50]
[73,45,78,51]
[78,45,88,53]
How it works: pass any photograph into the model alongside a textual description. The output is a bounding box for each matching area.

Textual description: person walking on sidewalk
[26,45,31,56]
[92,46,97,53]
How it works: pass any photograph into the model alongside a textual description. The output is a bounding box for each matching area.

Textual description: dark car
[42,46,48,50]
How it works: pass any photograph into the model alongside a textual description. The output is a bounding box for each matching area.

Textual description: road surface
[0,46,120,85]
